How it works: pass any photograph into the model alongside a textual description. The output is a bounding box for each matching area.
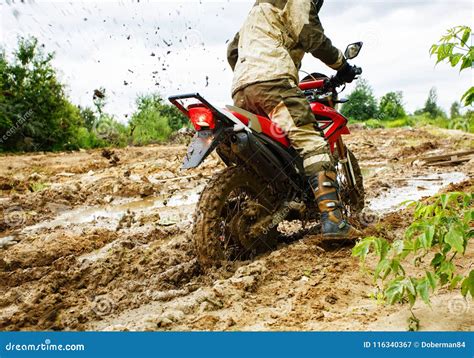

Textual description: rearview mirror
[344,42,363,60]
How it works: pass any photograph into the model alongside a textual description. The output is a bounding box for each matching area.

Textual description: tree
[449,101,462,119]
[340,79,378,121]
[0,37,82,151]
[378,91,406,120]
[417,87,445,119]
[78,106,97,131]
[430,25,473,106]
[129,94,175,145]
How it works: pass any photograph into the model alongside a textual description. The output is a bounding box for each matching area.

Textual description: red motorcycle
[169,42,365,267]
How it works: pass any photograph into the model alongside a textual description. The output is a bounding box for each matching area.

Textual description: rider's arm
[227,32,240,71]
[287,0,345,70]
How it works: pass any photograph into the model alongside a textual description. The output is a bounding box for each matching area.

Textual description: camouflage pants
[232,78,333,176]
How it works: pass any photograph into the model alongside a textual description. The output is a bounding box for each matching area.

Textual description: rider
[227,0,361,239]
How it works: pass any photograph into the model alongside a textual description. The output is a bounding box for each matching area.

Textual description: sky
[0,0,472,121]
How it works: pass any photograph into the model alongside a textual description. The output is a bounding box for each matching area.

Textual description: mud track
[0,127,472,331]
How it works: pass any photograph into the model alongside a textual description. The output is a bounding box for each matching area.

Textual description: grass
[353,114,473,134]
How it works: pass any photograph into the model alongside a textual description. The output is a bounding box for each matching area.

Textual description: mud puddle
[12,185,204,236]
[367,172,467,212]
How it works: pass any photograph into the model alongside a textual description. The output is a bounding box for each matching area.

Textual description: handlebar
[299,65,363,93]
[324,65,363,92]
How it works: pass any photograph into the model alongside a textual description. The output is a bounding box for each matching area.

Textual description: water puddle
[0,236,17,249]
[23,185,204,233]
[368,172,467,213]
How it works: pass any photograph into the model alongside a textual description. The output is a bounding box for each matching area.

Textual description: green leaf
[405,278,417,297]
[389,259,405,277]
[429,44,438,56]
[436,43,455,64]
[463,209,474,226]
[426,271,437,290]
[374,258,390,280]
[460,55,472,71]
[374,237,390,260]
[461,27,471,46]
[440,194,448,209]
[461,270,474,297]
[461,86,474,106]
[385,278,405,305]
[416,278,431,304]
[352,238,374,261]
[449,53,463,67]
[439,261,455,280]
[420,225,435,249]
[450,274,464,290]
[444,226,465,253]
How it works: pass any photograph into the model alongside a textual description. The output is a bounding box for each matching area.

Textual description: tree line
[0,37,188,152]
[340,79,472,132]
[1,26,472,153]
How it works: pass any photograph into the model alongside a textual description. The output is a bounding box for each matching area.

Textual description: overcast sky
[1,0,472,120]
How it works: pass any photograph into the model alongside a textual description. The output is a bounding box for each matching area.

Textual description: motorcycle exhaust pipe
[230,132,286,182]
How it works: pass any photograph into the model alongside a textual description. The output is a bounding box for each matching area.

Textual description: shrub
[353,192,473,328]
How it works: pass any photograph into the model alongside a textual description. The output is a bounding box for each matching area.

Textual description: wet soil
[0,126,472,331]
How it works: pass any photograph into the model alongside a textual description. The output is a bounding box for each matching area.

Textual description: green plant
[30,182,48,192]
[341,78,378,121]
[129,94,187,145]
[353,192,473,325]
[0,37,83,152]
[430,26,473,106]
[385,117,414,128]
[415,88,446,119]
[364,118,385,129]
[450,101,462,120]
[378,91,406,120]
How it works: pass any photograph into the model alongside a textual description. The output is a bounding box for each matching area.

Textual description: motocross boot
[310,171,362,240]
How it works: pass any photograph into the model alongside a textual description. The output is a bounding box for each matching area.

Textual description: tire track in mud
[0,225,202,330]
[0,127,472,331]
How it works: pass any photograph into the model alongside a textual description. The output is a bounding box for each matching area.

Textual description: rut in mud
[0,126,472,331]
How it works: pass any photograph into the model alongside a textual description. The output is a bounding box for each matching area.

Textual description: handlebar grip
[353,66,363,75]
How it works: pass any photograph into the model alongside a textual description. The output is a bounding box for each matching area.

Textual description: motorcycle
[169,42,365,267]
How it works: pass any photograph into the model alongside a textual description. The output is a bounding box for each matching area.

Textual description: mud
[0,127,472,331]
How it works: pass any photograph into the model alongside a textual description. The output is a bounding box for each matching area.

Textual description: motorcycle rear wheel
[192,166,279,268]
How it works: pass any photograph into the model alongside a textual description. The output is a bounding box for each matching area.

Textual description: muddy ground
[0,126,472,331]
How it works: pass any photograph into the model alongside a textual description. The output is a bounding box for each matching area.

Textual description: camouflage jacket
[227,0,344,96]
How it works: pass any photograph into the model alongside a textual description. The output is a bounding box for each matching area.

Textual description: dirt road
[0,126,472,331]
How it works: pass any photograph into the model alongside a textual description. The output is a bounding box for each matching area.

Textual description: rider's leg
[233,79,361,240]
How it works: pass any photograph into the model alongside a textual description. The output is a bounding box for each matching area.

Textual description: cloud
[1,0,472,119]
